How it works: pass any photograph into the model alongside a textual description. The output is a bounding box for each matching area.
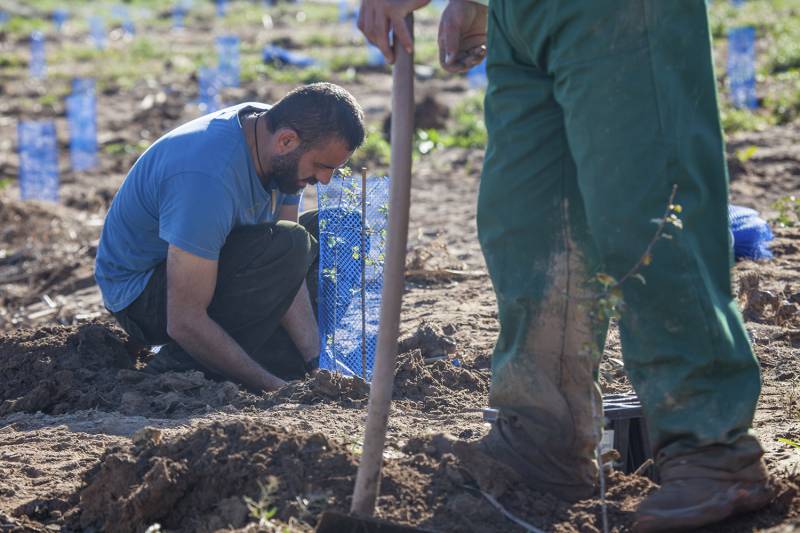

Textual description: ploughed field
[1,1,799,531]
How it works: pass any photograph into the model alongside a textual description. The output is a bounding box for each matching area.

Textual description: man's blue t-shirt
[95,102,301,312]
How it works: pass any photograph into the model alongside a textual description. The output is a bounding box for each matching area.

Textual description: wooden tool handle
[350,14,415,517]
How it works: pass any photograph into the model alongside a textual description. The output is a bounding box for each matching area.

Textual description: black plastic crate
[603,392,655,479]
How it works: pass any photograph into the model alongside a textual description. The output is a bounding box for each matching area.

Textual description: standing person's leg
[539,0,770,527]
[474,0,607,501]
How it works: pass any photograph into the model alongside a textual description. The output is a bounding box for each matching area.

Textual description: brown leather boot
[634,449,774,532]
[431,409,597,502]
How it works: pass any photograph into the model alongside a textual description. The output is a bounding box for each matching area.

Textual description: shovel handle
[350,13,414,517]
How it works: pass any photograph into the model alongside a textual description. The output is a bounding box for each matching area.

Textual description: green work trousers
[478,0,763,471]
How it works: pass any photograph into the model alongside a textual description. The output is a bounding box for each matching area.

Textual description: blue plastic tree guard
[317,172,390,381]
[729,205,773,260]
[17,121,59,202]
[67,90,98,171]
[29,31,46,80]
[468,58,487,89]
[198,67,221,113]
[216,35,240,88]
[339,0,353,22]
[90,16,107,50]
[727,26,757,109]
[112,6,135,36]
[72,77,95,96]
[172,4,186,30]
[53,9,69,32]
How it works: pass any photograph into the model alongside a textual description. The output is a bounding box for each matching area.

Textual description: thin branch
[479,491,547,533]
[613,184,679,289]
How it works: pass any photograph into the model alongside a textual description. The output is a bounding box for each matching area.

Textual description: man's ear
[273,128,301,155]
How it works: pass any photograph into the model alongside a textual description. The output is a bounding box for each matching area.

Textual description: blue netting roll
[317,172,390,381]
[729,204,773,260]
[262,45,316,68]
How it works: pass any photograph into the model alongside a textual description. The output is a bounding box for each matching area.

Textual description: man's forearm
[169,313,286,392]
[281,280,320,363]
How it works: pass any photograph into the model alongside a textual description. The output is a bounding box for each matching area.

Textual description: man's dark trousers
[113,210,320,381]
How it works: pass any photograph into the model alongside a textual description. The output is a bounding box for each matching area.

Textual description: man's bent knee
[275,221,317,271]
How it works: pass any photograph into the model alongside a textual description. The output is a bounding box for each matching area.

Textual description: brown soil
[22,419,796,533]
[1,3,800,532]
[0,322,247,418]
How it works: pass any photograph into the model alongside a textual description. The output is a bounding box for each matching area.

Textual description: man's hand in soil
[438,0,487,73]
[165,244,287,393]
[358,0,431,64]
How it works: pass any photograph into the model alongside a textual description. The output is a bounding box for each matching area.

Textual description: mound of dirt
[74,420,359,533]
[0,322,489,418]
[383,94,450,138]
[70,418,626,533]
[0,322,137,416]
[259,348,488,413]
[393,349,489,412]
[70,419,800,533]
[258,369,370,407]
[398,321,457,358]
[0,322,244,418]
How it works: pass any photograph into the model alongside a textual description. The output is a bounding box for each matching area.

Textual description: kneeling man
[95,82,365,392]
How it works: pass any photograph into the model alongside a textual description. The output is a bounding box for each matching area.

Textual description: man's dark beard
[266,148,304,194]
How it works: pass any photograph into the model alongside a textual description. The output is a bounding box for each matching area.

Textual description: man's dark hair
[266,82,365,151]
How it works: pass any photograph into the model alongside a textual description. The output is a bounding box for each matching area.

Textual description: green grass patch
[351,129,390,168]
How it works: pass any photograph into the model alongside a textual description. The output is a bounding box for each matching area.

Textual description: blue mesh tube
[29,31,46,80]
[17,120,59,203]
[217,35,240,88]
[727,26,757,109]
[89,16,106,50]
[67,88,98,172]
[198,67,221,113]
[52,9,69,32]
[317,172,390,381]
